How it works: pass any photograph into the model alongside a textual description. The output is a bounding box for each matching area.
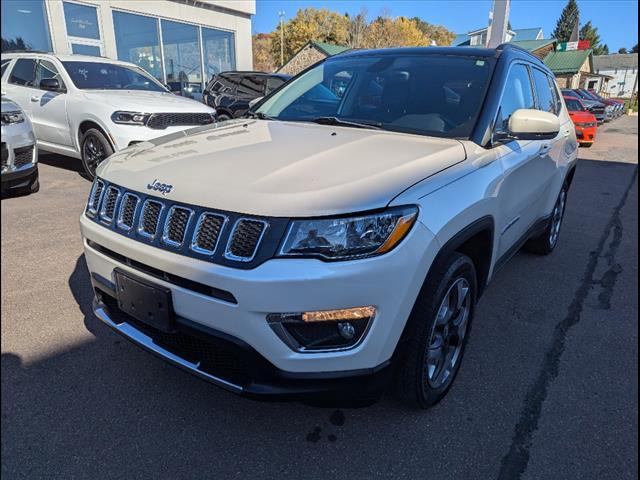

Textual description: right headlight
[1,110,25,126]
[278,206,418,261]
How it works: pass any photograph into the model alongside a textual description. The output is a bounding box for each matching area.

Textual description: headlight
[279,206,418,261]
[1,110,25,126]
[111,111,150,125]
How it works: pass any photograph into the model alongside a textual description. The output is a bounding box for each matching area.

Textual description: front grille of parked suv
[85,180,286,269]
[13,146,34,168]
[146,113,214,130]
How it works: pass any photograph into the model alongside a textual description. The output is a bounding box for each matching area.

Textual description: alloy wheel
[83,134,107,177]
[549,189,566,247]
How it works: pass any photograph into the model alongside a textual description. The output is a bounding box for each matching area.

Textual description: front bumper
[81,214,438,379]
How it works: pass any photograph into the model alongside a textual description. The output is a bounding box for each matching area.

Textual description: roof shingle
[593,53,638,71]
[544,49,592,74]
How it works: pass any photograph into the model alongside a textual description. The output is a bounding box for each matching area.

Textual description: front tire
[395,253,477,409]
[81,128,113,179]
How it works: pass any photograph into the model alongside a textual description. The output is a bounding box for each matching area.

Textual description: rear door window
[9,58,37,87]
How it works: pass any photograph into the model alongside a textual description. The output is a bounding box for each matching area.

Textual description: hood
[98,120,467,217]
[1,98,22,113]
[81,90,214,113]
[569,111,597,123]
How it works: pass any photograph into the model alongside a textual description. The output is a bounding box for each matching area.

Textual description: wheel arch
[77,119,115,152]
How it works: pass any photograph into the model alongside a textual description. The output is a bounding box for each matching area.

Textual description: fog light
[267,306,376,352]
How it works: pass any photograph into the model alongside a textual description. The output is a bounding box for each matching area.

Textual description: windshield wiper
[244,111,275,120]
[309,116,383,130]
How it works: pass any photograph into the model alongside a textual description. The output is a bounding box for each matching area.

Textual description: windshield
[256,53,496,138]
[62,61,167,91]
[564,98,584,111]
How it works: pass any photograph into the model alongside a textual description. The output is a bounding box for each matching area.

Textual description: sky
[252,0,639,52]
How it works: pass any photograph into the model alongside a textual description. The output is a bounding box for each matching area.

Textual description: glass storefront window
[1,0,52,52]
[113,11,163,81]
[71,44,101,56]
[63,2,100,40]
[161,19,202,86]
[202,27,235,81]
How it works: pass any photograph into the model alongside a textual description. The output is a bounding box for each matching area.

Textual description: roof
[311,41,350,56]
[510,38,556,52]
[1,51,133,65]
[511,28,543,41]
[452,34,471,46]
[339,46,499,59]
[544,49,593,74]
[593,53,638,71]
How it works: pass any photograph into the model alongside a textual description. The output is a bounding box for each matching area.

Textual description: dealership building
[1,0,255,91]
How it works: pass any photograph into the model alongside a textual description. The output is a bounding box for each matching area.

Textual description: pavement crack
[497,167,638,480]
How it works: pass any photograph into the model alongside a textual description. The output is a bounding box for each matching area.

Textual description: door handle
[30,95,40,102]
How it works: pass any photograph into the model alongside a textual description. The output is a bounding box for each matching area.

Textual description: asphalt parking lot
[2,116,638,479]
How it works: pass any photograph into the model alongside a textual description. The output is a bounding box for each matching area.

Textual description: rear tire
[81,128,113,180]
[216,114,231,122]
[395,253,477,409]
[524,185,567,255]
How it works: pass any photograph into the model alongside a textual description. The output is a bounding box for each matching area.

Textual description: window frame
[529,65,559,115]
[62,0,105,56]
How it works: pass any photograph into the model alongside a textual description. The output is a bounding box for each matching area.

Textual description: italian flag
[557,40,591,51]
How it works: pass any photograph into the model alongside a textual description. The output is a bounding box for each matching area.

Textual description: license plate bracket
[114,268,175,333]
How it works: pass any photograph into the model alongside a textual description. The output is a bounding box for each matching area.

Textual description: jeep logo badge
[147,179,173,195]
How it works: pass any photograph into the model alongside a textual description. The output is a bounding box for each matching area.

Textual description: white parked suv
[1,53,215,178]
[80,45,578,408]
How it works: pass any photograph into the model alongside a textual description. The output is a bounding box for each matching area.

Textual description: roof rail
[496,42,543,62]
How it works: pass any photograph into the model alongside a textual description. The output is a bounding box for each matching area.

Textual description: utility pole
[278,10,285,67]
[487,0,510,48]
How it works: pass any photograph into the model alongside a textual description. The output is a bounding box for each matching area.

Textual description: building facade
[1,0,254,93]
[592,53,638,99]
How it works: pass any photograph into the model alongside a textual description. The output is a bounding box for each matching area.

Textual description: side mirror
[40,78,64,93]
[507,109,560,140]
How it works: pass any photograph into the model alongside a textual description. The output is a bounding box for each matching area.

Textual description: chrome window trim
[137,199,164,240]
[116,192,140,231]
[86,179,105,216]
[162,205,195,248]
[190,212,228,256]
[99,185,121,224]
[224,218,269,262]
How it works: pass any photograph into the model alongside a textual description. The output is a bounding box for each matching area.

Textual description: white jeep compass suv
[80,45,578,408]
[1,53,215,178]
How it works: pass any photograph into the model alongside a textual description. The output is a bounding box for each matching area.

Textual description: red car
[564,95,597,147]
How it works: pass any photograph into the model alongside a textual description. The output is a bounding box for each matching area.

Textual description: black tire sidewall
[81,128,113,179]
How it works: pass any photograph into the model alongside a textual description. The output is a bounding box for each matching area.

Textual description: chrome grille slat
[162,206,194,247]
[116,193,140,231]
[99,186,120,223]
[87,180,105,215]
[191,213,227,255]
[224,219,268,262]
[138,200,164,239]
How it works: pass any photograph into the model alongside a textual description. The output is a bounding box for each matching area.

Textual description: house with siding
[591,54,638,99]
[452,27,544,47]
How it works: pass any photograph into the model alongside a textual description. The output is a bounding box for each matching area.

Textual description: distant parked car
[167,81,204,103]
[585,89,624,117]
[561,89,607,123]
[574,89,620,119]
[203,72,291,120]
[564,95,597,147]
[1,52,216,178]
[1,96,39,195]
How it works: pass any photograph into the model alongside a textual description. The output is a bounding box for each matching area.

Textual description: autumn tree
[552,0,580,42]
[411,17,456,45]
[362,16,429,49]
[252,33,277,72]
[345,8,368,49]
[270,8,349,66]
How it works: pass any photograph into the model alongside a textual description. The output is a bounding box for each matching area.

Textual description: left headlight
[279,206,418,261]
[111,111,150,125]
[1,111,25,126]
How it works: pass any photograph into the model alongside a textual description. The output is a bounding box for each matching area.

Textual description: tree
[552,0,580,42]
[619,47,628,54]
[345,9,368,48]
[411,17,456,45]
[580,21,608,55]
[270,8,349,65]
[252,33,277,72]
[632,43,638,53]
[362,16,429,49]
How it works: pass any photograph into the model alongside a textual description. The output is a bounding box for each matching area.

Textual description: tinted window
[62,61,165,91]
[531,68,556,114]
[1,0,52,52]
[236,76,265,97]
[63,2,100,39]
[495,64,534,131]
[208,74,238,94]
[113,11,162,81]
[9,58,37,86]
[36,59,66,89]
[564,98,584,111]
[258,54,496,138]
[202,27,235,79]
[265,77,285,94]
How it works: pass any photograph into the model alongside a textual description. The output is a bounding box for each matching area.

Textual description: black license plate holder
[114,268,175,333]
